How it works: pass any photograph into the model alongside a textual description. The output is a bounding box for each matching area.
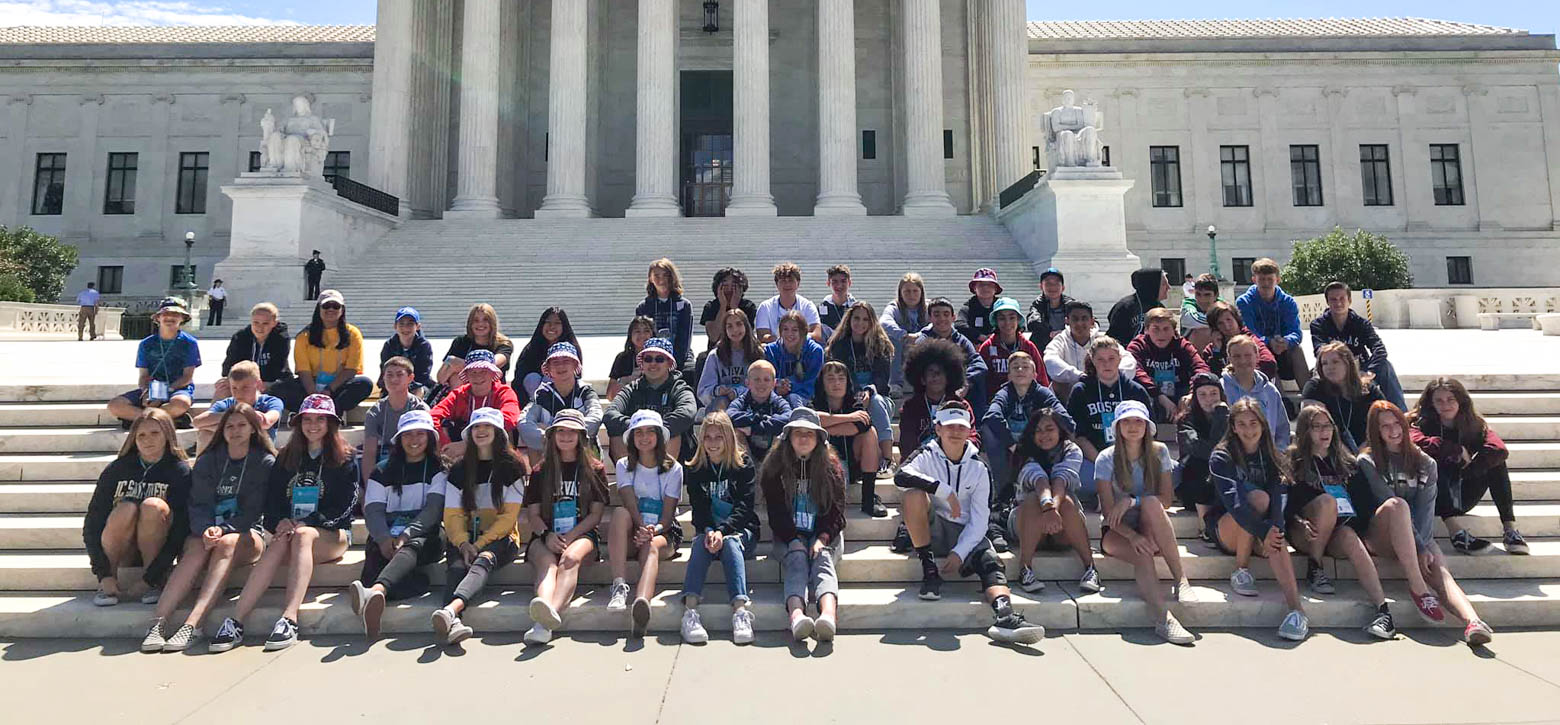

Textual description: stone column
[726,0,777,216]
[537,0,594,217]
[814,0,866,215]
[0,95,31,223]
[626,0,679,216]
[367,0,413,216]
[407,0,452,219]
[448,0,503,217]
[900,0,955,216]
[987,0,1028,190]
[1462,84,1496,230]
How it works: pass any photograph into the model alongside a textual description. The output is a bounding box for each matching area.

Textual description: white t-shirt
[1093,442,1173,499]
[615,458,684,526]
[755,294,821,333]
[208,286,228,301]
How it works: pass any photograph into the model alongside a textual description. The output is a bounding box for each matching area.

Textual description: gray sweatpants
[773,535,841,607]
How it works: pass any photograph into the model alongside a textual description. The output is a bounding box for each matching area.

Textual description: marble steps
[0,426,366,454]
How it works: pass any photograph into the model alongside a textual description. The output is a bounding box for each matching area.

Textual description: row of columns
[368,0,1029,219]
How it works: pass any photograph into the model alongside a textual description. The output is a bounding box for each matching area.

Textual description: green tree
[1282,227,1413,296]
[0,226,79,303]
[0,273,35,304]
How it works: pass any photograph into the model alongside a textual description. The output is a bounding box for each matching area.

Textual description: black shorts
[1285,486,1370,538]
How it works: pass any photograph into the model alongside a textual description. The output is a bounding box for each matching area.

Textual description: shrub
[0,273,35,303]
[1282,227,1413,296]
[0,226,79,303]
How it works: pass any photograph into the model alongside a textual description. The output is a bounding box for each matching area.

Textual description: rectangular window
[1447,256,1473,285]
[169,264,197,289]
[324,151,350,182]
[1289,144,1324,206]
[176,152,209,214]
[862,130,876,160]
[248,151,262,173]
[96,266,124,294]
[1233,257,1256,286]
[1359,144,1393,207]
[1032,146,1041,170]
[1220,145,1253,207]
[943,129,954,160]
[1149,146,1183,208]
[1430,144,1465,206]
[103,152,138,215]
[1161,258,1186,286]
[31,153,67,215]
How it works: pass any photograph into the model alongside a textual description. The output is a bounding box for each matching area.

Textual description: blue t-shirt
[208,394,285,439]
[135,331,202,383]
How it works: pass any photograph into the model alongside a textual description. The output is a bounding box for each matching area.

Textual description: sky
[0,0,1554,36]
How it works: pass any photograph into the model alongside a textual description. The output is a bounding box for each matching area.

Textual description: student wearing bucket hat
[349,408,447,639]
[429,407,527,645]
[513,306,584,408]
[758,408,847,642]
[604,337,698,463]
[431,349,523,460]
[378,306,435,396]
[213,394,357,653]
[522,408,611,645]
[976,297,1046,395]
[1025,267,1076,347]
[607,409,685,637]
[519,341,602,455]
[108,296,201,430]
[956,267,1004,346]
[1092,399,1196,645]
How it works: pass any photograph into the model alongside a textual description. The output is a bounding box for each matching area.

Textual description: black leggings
[1437,465,1516,523]
[361,533,443,600]
[444,537,518,606]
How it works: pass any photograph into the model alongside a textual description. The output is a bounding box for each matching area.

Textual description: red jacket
[1128,333,1209,399]
[1410,415,1509,479]
[976,335,1048,392]
[431,382,522,447]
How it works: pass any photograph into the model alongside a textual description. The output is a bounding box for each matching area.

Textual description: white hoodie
[1043,327,1138,387]
[900,440,990,561]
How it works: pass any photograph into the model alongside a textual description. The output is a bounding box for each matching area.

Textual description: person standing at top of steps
[880,272,929,395]
[108,297,200,431]
[1090,400,1195,646]
[1064,335,1151,509]
[360,357,431,485]
[431,350,523,462]
[815,264,858,343]
[1006,406,1099,597]
[758,408,847,643]
[1409,377,1529,557]
[754,262,820,344]
[513,307,583,408]
[518,342,603,457]
[206,279,228,328]
[676,411,761,645]
[694,267,759,388]
[604,338,698,462]
[432,304,515,402]
[1208,398,1309,642]
[1201,302,1278,380]
[212,394,357,653]
[1236,258,1310,388]
[303,250,325,302]
[824,301,896,482]
[75,281,101,340]
[956,267,1004,346]
[378,307,435,397]
[522,409,611,647]
[895,405,1047,646]
[1301,342,1386,453]
[270,290,373,416]
[140,402,273,654]
[84,408,191,608]
[1105,267,1168,345]
[215,302,293,401]
[812,361,885,518]
[765,311,826,411]
[727,359,792,462]
[1127,307,1210,423]
[1357,401,1494,646]
[637,258,695,380]
[606,410,685,638]
[193,361,284,455]
[349,409,447,640]
[429,408,527,647]
[1310,281,1407,410]
[1025,267,1075,348]
[916,297,991,418]
[1043,300,1138,404]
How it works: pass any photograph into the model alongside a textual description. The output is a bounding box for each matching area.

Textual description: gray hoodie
[189,444,274,535]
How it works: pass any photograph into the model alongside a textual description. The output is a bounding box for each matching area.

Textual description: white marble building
[1,7,1558,302]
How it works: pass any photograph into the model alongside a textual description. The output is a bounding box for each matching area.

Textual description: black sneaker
[1365,608,1396,640]
[989,532,1010,554]
[987,612,1045,645]
[890,522,912,554]
[263,617,298,651]
[864,498,888,518]
[1450,530,1493,555]
[208,617,243,653]
[918,572,943,601]
[175,413,194,430]
[1504,529,1530,555]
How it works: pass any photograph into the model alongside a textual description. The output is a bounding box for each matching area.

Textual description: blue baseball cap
[394,306,420,323]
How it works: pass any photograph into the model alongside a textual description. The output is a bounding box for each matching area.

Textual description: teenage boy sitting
[764,311,826,410]
[956,267,1004,346]
[815,264,858,343]
[108,297,200,430]
[755,262,820,344]
[1179,273,1221,351]
[977,297,1046,396]
[894,406,1046,645]
[1042,300,1137,404]
[727,360,793,461]
[1025,267,1074,347]
[360,356,430,484]
[917,297,990,418]
[980,352,1074,551]
[215,302,292,401]
[1128,308,1210,423]
[1064,336,1152,508]
[379,306,435,397]
[430,349,522,460]
[1235,258,1310,386]
[1309,281,1407,409]
[604,337,698,461]
[192,361,284,455]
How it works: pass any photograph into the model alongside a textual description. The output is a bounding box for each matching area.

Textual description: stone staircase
[209,216,1045,339]
[1,374,1558,639]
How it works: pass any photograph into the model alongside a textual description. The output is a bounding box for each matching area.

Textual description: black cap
[1041,267,1064,283]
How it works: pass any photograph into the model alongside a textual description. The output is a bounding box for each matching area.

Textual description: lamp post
[177,231,197,298]
[1206,225,1222,282]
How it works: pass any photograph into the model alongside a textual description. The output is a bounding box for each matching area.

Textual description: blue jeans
[1371,358,1408,410]
[679,531,752,606]
[867,394,894,442]
[1076,458,1098,509]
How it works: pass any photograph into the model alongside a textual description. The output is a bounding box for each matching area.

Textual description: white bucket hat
[461,407,507,439]
[622,409,670,446]
[1110,399,1156,437]
[392,409,437,443]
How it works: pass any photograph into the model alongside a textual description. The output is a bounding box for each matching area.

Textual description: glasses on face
[321,303,343,311]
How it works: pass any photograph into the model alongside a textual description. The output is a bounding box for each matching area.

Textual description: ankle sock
[916,546,937,577]
[991,594,1013,619]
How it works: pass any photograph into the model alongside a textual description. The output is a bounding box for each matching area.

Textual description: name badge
[793,492,816,533]
[974,316,985,328]
[147,380,171,403]
[291,484,320,519]
[214,496,238,526]
[638,496,663,527]
[552,498,578,533]
[1101,409,1117,443]
[388,512,414,537]
[712,496,734,524]
[1152,368,1177,388]
[1324,484,1356,518]
[315,372,336,388]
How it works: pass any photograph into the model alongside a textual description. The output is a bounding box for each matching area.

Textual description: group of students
[88,256,1518,651]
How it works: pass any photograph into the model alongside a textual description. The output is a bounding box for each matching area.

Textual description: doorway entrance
[680,71,733,217]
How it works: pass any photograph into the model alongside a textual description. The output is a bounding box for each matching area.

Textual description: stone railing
[0,301,125,340]
[1291,288,1560,329]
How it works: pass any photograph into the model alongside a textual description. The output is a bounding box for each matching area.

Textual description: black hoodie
[82,454,191,585]
[221,321,293,383]
[1105,268,1165,344]
[265,451,360,532]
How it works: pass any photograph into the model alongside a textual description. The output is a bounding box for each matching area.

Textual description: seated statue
[258,95,334,179]
[1043,90,1105,169]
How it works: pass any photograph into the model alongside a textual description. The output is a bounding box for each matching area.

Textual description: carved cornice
[152,93,175,105]
[1461,84,1489,96]
[1183,88,1211,98]
[1322,86,1349,98]
[1391,85,1418,97]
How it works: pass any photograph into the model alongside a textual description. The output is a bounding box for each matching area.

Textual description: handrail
[997,169,1045,209]
[331,175,399,217]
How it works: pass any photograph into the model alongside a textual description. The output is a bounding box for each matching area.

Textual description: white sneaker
[790,613,815,641]
[446,618,474,645]
[814,613,836,641]
[348,580,369,615]
[523,623,552,646]
[529,596,562,630]
[681,608,709,644]
[607,579,630,611]
[1158,611,1195,645]
[731,608,755,645]
[431,606,456,641]
[1172,578,1193,603]
[1230,568,1259,597]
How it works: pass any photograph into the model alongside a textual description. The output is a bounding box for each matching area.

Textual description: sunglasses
[640,354,673,365]
[320,303,343,310]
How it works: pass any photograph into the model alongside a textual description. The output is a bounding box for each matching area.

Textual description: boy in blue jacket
[1235,258,1310,386]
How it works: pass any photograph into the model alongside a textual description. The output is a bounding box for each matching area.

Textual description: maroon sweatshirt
[1128,333,1210,399]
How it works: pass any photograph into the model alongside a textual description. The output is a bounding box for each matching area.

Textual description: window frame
[1430,144,1465,206]
[31,152,67,216]
[1219,145,1254,207]
[1359,144,1393,207]
[103,152,138,215]
[1447,256,1474,285]
[175,151,210,215]
[1289,144,1324,207]
[96,265,124,294]
[1148,145,1183,208]
[1232,257,1257,286]
[323,151,350,183]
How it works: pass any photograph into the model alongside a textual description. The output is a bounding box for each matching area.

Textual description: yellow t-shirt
[294,324,365,378]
